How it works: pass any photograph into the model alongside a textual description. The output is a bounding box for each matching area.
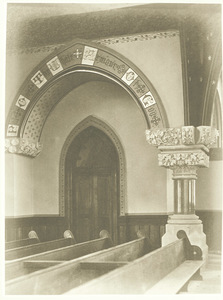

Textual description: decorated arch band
[5,39,167,157]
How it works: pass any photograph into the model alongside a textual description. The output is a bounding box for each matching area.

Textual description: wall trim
[94,30,179,46]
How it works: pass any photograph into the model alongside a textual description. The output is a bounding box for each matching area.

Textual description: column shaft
[174,179,195,214]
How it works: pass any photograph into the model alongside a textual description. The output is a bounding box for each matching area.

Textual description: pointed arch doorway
[65,125,120,244]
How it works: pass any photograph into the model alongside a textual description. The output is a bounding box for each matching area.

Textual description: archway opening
[65,126,119,244]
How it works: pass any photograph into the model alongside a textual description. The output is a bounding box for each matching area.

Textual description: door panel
[74,175,93,242]
[73,171,117,243]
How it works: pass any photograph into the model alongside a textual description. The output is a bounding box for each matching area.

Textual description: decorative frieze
[5,138,42,157]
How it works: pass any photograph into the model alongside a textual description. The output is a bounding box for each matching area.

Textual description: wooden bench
[5,231,151,295]
[5,229,113,281]
[5,230,75,260]
[5,231,40,250]
[64,230,204,295]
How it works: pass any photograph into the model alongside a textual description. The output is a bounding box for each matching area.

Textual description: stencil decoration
[47,56,64,75]
[16,95,30,110]
[82,46,98,65]
[121,68,138,85]
[31,71,47,88]
[7,125,19,137]
[140,91,156,108]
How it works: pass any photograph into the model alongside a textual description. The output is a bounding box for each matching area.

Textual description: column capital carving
[158,151,209,169]
[5,138,42,158]
[146,126,219,148]
[172,165,198,179]
[146,126,219,171]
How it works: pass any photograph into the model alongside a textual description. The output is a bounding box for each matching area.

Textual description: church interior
[4,2,222,295]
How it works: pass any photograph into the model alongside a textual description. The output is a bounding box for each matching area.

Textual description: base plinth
[162,214,208,263]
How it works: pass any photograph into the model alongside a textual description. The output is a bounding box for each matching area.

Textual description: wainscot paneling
[5,216,67,243]
[6,213,220,252]
[196,210,222,253]
[118,215,168,249]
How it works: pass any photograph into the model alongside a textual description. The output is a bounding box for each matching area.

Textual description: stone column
[146,126,219,261]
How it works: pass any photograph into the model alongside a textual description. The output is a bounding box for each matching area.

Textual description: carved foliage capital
[5,138,42,157]
[158,151,209,168]
[146,126,195,146]
[146,126,218,148]
[197,126,219,148]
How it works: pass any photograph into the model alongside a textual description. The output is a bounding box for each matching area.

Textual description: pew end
[28,231,40,242]
[5,231,40,250]
[63,230,76,243]
[5,230,76,260]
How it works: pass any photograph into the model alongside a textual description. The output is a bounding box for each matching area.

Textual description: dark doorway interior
[65,126,119,244]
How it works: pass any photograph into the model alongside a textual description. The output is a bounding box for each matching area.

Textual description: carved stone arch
[59,115,127,218]
[5,38,168,157]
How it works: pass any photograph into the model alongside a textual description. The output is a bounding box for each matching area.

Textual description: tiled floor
[181,253,222,294]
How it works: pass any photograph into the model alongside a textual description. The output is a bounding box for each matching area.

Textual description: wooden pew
[5,229,113,281]
[5,231,40,250]
[64,230,204,295]
[5,230,75,260]
[5,231,151,295]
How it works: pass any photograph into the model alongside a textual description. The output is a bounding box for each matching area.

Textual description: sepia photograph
[1,0,222,297]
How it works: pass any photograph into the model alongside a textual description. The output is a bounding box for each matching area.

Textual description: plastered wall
[196,160,222,211]
[105,34,184,127]
[31,80,167,215]
[5,154,33,216]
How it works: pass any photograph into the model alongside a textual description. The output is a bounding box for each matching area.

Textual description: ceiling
[6,3,221,50]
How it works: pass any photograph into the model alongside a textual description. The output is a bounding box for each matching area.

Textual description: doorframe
[59,115,127,230]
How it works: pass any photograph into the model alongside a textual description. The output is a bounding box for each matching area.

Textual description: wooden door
[67,126,119,244]
[73,169,117,243]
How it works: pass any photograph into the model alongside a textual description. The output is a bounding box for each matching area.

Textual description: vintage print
[3,1,222,297]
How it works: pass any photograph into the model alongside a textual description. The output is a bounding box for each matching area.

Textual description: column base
[162,214,208,263]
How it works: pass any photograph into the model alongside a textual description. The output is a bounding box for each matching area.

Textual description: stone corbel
[5,138,42,158]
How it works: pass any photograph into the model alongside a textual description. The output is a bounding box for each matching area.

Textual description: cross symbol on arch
[73,49,82,59]
[151,115,161,126]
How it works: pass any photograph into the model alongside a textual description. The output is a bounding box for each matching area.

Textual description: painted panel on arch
[94,49,128,78]
[59,44,84,68]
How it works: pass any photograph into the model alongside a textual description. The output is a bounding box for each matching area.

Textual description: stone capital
[158,149,209,169]
[146,126,219,172]
[5,138,42,157]
[146,126,219,148]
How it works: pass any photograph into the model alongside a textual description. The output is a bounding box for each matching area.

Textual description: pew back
[65,238,187,294]
[5,237,75,260]
[6,232,112,281]
[5,231,39,250]
[6,236,149,295]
